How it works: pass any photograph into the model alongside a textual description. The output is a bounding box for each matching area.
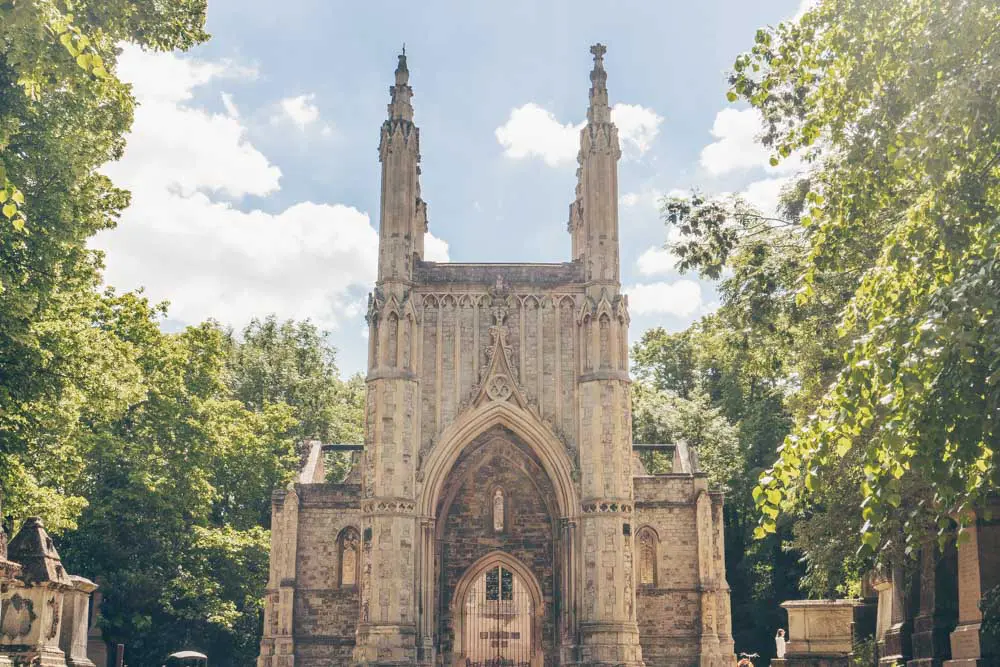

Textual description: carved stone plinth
[778,600,858,667]
[60,576,98,667]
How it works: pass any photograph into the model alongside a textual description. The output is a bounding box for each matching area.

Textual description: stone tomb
[0,517,98,667]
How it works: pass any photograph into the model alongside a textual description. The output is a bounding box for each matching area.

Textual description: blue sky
[94,0,807,377]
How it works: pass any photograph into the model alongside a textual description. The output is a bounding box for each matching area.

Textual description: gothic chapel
[257,45,734,667]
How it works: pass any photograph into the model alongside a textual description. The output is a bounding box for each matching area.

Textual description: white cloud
[611,103,663,156]
[625,280,703,317]
[424,233,450,262]
[699,108,771,176]
[620,192,640,207]
[699,108,802,177]
[794,0,817,20]
[742,176,791,218]
[636,223,684,276]
[277,93,321,129]
[495,103,581,167]
[495,102,663,167]
[636,247,677,276]
[94,45,381,331]
[221,92,239,118]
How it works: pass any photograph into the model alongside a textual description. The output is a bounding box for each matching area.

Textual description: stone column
[86,585,108,667]
[354,295,420,666]
[576,291,643,667]
[908,543,958,667]
[943,499,1000,667]
[354,46,424,667]
[258,487,300,667]
[881,563,916,665]
[60,576,98,667]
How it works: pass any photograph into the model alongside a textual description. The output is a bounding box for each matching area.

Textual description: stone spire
[573,42,622,285]
[376,47,424,282]
[387,47,413,122]
[587,43,611,124]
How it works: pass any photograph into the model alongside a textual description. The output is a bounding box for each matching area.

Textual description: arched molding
[450,550,545,667]
[418,400,577,519]
[433,435,558,539]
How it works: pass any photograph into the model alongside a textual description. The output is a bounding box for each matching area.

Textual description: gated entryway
[453,552,543,667]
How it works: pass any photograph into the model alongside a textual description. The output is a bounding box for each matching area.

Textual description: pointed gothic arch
[417,400,577,519]
[450,550,545,667]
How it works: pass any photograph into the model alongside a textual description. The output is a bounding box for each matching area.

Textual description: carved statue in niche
[493,488,505,533]
[340,528,360,588]
[638,528,656,587]
[599,314,611,369]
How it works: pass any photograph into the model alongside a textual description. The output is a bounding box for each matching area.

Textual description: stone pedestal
[60,576,98,667]
[881,563,916,666]
[908,543,958,667]
[774,600,858,667]
[943,500,1000,667]
[86,585,108,667]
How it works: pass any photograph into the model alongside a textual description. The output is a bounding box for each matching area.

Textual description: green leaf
[11,190,24,205]
[2,203,16,219]
[726,91,738,103]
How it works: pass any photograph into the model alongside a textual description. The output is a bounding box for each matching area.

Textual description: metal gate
[464,564,532,667]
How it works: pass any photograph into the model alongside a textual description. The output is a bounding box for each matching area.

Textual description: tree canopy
[732,0,1000,556]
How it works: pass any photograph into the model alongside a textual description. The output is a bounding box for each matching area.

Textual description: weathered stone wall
[414,278,583,454]
[436,430,557,666]
[633,474,732,666]
[292,484,362,667]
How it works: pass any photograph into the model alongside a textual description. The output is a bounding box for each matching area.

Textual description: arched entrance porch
[414,402,580,666]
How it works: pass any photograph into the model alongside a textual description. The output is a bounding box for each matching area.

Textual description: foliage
[56,301,299,667]
[631,320,804,660]
[982,585,1000,660]
[631,381,742,489]
[728,0,1000,557]
[0,0,207,526]
[224,316,365,481]
[850,635,877,667]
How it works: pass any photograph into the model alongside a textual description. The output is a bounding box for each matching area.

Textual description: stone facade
[257,45,734,667]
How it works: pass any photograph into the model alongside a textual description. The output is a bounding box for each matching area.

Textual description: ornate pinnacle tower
[570,43,622,286]
[572,44,644,667]
[376,48,427,283]
[355,49,425,667]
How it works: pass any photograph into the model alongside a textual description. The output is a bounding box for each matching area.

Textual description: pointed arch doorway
[452,551,544,667]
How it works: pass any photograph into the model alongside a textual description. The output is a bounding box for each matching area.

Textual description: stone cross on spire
[387,47,413,121]
[590,43,607,67]
[587,43,610,124]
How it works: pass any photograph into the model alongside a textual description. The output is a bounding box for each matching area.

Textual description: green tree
[59,300,299,667]
[0,0,208,527]
[727,0,1000,555]
[224,316,365,481]
[631,382,742,489]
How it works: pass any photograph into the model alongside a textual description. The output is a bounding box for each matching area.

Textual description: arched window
[492,488,505,533]
[636,527,658,587]
[338,527,360,589]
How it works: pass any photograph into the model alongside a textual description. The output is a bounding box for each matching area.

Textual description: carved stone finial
[587,43,611,125]
[590,43,607,67]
